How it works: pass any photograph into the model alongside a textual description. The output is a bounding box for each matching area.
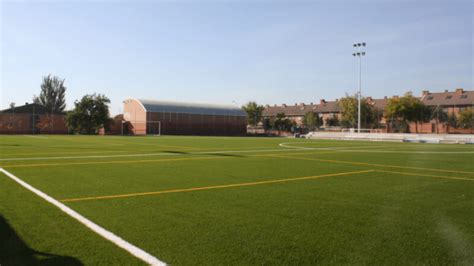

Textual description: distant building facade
[123,98,247,136]
[262,88,473,134]
[0,103,68,134]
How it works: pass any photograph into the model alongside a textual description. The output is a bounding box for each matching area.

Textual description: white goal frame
[121,121,161,136]
[146,121,161,136]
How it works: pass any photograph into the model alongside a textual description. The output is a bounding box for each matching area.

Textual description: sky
[1,0,472,115]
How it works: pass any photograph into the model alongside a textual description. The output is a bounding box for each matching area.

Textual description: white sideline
[0,147,302,162]
[0,144,391,162]
[0,168,166,266]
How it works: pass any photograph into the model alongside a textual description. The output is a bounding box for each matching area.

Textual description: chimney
[320,99,326,104]
[366,96,373,101]
[335,99,339,102]
[310,102,313,105]
[444,89,449,93]
[300,102,305,106]
[393,95,399,99]
[422,90,429,96]
[384,96,388,99]
[282,104,287,107]
[294,103,297,106]
[265,104,270,107]
[274,104,277,107]
[455,88,464,94]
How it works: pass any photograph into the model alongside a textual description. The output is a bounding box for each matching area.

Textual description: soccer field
[1,135,473,265]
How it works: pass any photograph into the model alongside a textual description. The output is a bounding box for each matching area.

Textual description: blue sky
[1,0,472,115]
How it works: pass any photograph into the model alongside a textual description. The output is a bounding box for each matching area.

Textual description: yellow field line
[374,170,474,182]
[60,169,374,203]
[268,154,474,175]
[1,156,228,168]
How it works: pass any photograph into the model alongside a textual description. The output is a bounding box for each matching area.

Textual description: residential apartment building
[262,88,472,134]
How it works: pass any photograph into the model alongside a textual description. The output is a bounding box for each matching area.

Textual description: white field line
[279,142,390,151]
[335,150,474,154]
[4,142,469,162]
[0,168,166,266]
[23,135,49,139]
[279,142,474,154]
[0,147,310,162]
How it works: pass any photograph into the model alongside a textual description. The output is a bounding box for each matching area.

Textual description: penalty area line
[0,168,166,266]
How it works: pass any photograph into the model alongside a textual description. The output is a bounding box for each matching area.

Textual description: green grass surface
[1,135,473,265]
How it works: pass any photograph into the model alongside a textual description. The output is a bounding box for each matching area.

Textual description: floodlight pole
[358,52,361,134]
[353,43,366,133]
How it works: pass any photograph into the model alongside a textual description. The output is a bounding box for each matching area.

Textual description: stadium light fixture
[352,42,366,133]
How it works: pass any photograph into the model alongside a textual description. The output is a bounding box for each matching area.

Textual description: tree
[412,101,432,133]
[302,112,322,131]
[66,94,111,134]
[242,102,265,126]
[430,105,448,134]
[33,74,67,113]
[384,92,429,133]
[458,109,474,132]
[446,113,458,130]
[339,95,377,129]
[9,102,15,109]
[273,112,292,133]
[325,115,340,127]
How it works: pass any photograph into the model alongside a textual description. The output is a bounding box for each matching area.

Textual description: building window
[461,94,468,99]
[445,95,452,99]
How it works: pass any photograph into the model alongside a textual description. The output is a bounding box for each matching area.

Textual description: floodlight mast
[353,42,366,133]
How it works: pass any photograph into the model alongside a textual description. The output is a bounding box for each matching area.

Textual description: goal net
[121,121,161,136]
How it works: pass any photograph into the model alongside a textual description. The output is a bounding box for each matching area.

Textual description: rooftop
[134,99,247,117]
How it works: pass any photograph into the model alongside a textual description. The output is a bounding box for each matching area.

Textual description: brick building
[262,88,473,134]
[263,98,386,129]
[0,103,68,134]
[123,98,247,136]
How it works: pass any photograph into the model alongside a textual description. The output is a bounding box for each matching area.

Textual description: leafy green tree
[430,105,448,134]
[339,95,377,129]
[242,102,265,126]
[384,92,429,133]
[458,109,474,131]
[446,113,458,130]
[325,115,340,127]
[66,94,111,134]
[273,112,293,133]
[33,74,67,113]
[302,112,322,131]
[412,101,432,133]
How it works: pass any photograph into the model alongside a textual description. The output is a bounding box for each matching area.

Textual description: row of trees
[241,93,473,133]
[385,92,473,133]
[32,75,112,134]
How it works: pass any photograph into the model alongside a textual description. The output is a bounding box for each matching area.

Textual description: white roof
[136,99,246,117]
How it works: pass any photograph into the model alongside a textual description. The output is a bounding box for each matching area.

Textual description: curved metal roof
[136,99,246,117]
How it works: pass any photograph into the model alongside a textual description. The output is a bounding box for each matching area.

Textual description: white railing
[306,132,474,144]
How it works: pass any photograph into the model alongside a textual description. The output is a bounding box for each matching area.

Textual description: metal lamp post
[353,42,366,133]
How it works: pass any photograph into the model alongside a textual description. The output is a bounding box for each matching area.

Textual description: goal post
[146,121,161,136]
[121,121,161,136]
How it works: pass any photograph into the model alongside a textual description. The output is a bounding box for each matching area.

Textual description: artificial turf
[0,135,473,265]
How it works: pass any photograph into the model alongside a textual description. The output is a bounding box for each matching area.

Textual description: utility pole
[353,42,366,133]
